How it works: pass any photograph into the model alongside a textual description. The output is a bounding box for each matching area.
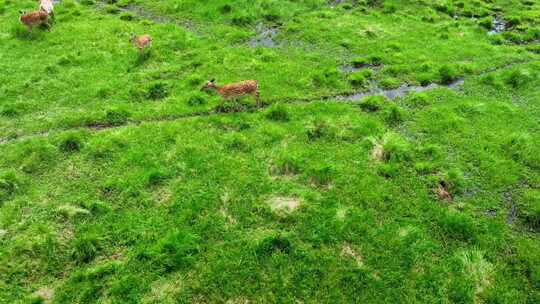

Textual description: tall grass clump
[518,189,540,231]
[504,69,531,89]
[265,103,290,122]
[271,153,304,176]
[72,234,101,264]
[359,96,386,112]
[438,65,459,84]
[135,230,200,273]
[505,133,540,169]
[437,211,478,243]
[0,170,23,204]
[58,133,85,153]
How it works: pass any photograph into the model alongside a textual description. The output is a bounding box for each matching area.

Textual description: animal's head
[201,79,217,91]
[19,10,27,16]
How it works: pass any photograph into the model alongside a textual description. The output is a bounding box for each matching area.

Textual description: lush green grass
[1,0,539,303]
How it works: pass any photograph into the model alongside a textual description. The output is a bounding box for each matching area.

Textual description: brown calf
[19,10,51,32]
[130,34,152,53]
[201,79,261,107]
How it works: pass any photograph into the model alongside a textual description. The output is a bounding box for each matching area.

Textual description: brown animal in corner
[437,181,453,202]
[19,10,51,32]
[130,34,152,53]
[201,79,261,108]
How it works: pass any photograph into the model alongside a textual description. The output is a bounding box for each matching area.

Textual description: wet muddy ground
[333,78,464,101]
[76,0,198,33]
[489,16,507,35]
[249,23,280,48]
[340,63,382,73]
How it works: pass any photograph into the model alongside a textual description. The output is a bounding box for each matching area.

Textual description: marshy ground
[1,0,539,303]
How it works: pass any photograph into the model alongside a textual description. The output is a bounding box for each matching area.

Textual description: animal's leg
[218,98,226,111]
[254,90,261,108]
[27,25,33,32]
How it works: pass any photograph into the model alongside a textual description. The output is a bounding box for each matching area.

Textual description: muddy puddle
[332,78,464,101]
[340,64,361,73]
[73,0,197,33]
[119,4,194,29]
[488,16,507,35]
[340,63,382,73]
[328,0,346,7]
[249,23,280,48]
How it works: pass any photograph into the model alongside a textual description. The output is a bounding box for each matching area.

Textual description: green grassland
[1,0,539,303]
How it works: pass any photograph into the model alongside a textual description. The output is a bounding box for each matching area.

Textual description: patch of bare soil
[341,243,364,267]
[267,196,301,213]
[34,287,54,304]
[249,23,280,48]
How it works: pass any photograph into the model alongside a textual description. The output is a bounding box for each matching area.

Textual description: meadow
[0,0,539,303]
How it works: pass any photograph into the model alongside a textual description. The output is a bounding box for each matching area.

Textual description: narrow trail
[1,58,536,147]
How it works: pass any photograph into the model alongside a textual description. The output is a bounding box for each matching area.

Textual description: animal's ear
[19,10,24,15]
[210,78,215,83]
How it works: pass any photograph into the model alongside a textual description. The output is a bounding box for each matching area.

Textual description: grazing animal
[130,34,152,53]
[19,10,51,32]
[201,79,261,108]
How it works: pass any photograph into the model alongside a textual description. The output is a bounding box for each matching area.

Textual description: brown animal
[130,34,152,53]
[436,181,453,202]
[201,79,261,107]
[19,10,51,32]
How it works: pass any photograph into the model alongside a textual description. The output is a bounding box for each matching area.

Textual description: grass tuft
[271,154,304,176]
[438,65,459,84]
[58,133,84,153]
[381,104,406,126]
[265,103,290,122]
[438,211,477,243]
[156,230,200,272]
[306,120,334,141]
[307,164,335,187]
[518,189,540,231]
[359,95,386,112]
[146,82,169,100]
[256,234,292,256]
[504,69,531,89]
[104,108,131,126]
[0,170,22,204]
[72,234,101,264]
